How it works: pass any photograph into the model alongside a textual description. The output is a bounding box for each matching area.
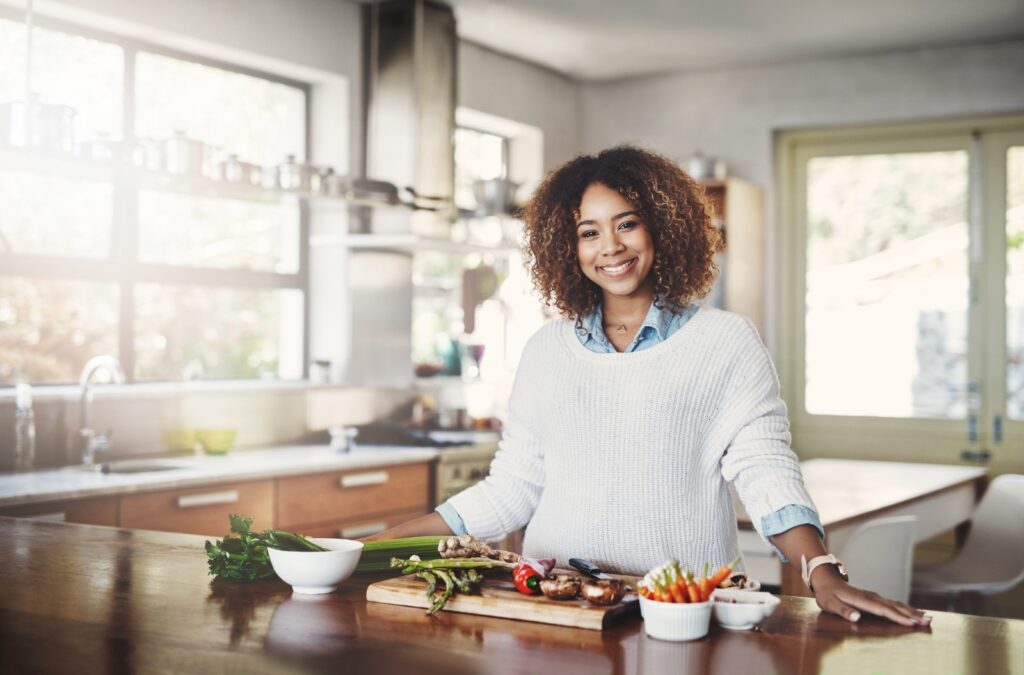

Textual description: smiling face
[575,182,655,305]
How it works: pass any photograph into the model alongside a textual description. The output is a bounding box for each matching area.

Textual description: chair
[836,515,918,603]
[912,474,1024,612]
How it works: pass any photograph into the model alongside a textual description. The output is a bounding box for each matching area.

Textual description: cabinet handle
[25,512,66,522]
[176,490,240,509]
[340,521,387,539]
[339,471,389,488]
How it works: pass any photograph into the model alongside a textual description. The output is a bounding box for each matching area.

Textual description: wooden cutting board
[366,573,639,631]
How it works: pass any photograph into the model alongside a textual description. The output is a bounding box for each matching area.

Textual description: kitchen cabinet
[0,496,118,526]
[701,178,765,335]
[120,479,274,536]
[294,508,428,539]
[276,462,431,531]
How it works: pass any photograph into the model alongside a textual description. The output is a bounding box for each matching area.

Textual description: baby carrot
[698,562,710,601]
[708,556,742,589]
[685,571,701,603]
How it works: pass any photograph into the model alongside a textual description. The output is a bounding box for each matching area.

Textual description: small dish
[710,589,780,630]
[195,428,237,455]
[639,595,712,641]
[267,538,364,594]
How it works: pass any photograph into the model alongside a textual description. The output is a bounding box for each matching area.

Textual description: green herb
[357,536,446,572]
[204,514,328,582]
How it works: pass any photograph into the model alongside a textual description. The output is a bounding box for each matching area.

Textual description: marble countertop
[0,445,441,507]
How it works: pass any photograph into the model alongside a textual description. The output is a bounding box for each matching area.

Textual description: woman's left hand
[811,572,931,627]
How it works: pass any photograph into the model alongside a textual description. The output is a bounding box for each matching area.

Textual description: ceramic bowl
[639,595,712,641]
[268,538,364,594]
[710,589,780,630]
[195,428,237,455]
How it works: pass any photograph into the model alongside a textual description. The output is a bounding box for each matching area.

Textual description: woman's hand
[810,567,931,627]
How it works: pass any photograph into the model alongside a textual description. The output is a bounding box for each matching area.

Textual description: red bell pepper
[512,557,554,595]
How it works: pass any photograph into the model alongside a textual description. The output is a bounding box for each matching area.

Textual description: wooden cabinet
[296,508,428,539]
[0,496,118,526]
[277,462,431,530]
[702,178,765,335]
[120,479,274,536]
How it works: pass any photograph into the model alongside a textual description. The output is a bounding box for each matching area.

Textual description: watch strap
[801,553,848,592]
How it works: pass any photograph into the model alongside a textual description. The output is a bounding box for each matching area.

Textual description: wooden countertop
[2,518,1021,675]
[0,445,440,507]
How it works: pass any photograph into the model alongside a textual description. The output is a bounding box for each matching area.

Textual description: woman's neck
[601,289,654,329]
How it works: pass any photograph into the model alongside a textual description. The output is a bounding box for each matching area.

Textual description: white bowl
[710,589,780,630]
[639,595,712,641]
[267,537,364,594]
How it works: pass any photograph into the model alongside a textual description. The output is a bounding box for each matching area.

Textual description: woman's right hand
[362,511,454,541]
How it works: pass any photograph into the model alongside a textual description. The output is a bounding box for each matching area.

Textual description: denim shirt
[437,300,824,563]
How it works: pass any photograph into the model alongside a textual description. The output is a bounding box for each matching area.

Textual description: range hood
[360,0,456,233]
[343,0,457,387]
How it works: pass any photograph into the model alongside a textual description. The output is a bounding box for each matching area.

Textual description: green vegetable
[204,514,328,582]
[356,536,446,572]
[390,556,512,614]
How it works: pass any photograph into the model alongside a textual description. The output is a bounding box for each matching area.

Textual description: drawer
[0,496,118,527]
[295,508,430,539]
[120,480,273,536]
[277,461,431,529]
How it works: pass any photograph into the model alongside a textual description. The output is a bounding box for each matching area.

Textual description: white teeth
[600,259,635,274]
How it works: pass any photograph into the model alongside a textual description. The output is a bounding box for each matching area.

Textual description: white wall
[579,39,1024,350]
[458,40,581,171]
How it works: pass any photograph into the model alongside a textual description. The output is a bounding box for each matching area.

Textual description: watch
[801,554,849,592]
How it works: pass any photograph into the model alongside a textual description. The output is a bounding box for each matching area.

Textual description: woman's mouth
[598,258,638,277]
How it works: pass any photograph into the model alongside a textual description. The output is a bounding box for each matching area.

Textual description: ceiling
[442,0,1024,81]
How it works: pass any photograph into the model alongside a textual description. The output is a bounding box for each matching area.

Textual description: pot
[0,97,77,153]
[472,177,520,215]
[277,154,316,191]
[163,130,207,176]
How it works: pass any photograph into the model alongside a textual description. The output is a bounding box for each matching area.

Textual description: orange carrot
[686,572,702,603]
[708,556,742,589]
[639,586,653,599]
[698,562,711,601]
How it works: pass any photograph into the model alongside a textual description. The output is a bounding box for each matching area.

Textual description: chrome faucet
[79,355,126,465]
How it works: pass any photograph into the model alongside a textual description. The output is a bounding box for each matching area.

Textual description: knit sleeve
[718,319,819,545]
[444,336,547,541]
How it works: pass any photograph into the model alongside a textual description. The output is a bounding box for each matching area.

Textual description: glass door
[778,118,1024,469]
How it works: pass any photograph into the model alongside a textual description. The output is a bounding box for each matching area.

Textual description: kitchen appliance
[472,177,520,215]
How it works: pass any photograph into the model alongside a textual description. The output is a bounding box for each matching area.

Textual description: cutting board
[366,573,639,631]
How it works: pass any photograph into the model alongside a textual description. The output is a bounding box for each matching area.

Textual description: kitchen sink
[70,459,199,474]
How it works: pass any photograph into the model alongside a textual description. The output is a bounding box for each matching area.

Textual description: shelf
[313,232,521,255]
[0,145,112,182]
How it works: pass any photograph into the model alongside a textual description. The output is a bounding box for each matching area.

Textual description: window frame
[0,8,311,385]
[776,115,1024,468]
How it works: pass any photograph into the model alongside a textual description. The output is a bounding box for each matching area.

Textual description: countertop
[0,445,441,507]
[1,518,1021,675]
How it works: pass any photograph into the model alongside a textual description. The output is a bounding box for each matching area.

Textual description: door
[778,117,1024,472]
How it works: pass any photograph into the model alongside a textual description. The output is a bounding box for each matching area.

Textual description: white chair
[836,515,918,603]
[912,474,1024,612]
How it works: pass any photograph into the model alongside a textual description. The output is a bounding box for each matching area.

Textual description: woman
[375,145,929,627]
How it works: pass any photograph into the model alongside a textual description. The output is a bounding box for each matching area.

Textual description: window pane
[0,169,112,257]
[1007,146,1024,420]
[0,18,123,141]
[805,151,969,418]
[138,190,300,272]
[454,128,506,211]
[134,52,305,167]
[134,285,303,381]
[0,277,118,384]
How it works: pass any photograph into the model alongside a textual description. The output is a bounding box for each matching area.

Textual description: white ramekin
[639,595,713,641]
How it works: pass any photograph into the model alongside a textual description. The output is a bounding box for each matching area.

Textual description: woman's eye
[580,230,598,239]
[618,221,637,230]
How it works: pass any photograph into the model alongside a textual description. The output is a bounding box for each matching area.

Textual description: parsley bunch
[205,514,327,582]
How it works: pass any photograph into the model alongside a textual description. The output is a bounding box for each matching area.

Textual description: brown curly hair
[521,145,723,319]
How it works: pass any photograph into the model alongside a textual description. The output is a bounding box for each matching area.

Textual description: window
[0,12,308,385]
[778,117,1024,466]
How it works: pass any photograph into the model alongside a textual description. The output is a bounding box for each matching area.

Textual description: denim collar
[575,298,679,353]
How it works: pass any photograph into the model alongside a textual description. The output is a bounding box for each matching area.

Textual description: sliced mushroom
[539,575,581,600]
[581,579,626,606]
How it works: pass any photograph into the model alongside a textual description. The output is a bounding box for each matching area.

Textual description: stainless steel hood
[345,0,457,387]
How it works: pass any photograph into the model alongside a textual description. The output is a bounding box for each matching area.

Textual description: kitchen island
[1,518,1021,675]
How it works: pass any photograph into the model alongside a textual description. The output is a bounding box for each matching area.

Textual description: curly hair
[521,145,723,319]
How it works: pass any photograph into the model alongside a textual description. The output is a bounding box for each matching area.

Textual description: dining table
[1,517,1021,675]
[734,459,988,595]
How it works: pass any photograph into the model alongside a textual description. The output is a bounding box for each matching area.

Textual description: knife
[569,558,612,580]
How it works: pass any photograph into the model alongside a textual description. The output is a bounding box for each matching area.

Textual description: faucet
[79,355,126,465]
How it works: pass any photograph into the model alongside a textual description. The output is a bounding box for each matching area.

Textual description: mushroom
[539,575,582,600]
[580,579,626,606]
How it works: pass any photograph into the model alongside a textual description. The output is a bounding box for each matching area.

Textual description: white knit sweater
[446,306,818,576]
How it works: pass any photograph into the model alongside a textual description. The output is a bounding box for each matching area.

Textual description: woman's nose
[601,233,625,255]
